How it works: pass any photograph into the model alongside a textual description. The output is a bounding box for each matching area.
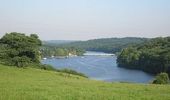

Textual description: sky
[0,0,170,40]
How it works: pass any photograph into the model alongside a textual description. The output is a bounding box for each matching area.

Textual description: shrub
[12,56,31,67]
[152,73,169,84]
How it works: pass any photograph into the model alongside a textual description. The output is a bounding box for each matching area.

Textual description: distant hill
[43,40,76,46]
[55,37,149,53]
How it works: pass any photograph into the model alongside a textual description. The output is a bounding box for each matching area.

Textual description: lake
[41,51,154,83]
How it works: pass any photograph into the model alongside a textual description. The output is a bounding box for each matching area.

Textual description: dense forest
[117,37,170,76]
[48,37,149,53]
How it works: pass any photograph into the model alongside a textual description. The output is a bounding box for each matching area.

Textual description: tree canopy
[44,37,148,53]
[0,32,42,67]
[117,37,170,76]
[40,45,85,57]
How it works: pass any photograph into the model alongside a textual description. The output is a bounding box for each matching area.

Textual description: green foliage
[11,56,31,67]
[0,65,170,100]
[153,73,169,84]
[0,32,42,67]
[41,37,147,57]
[50,37,148,53]
[40,45,85,57]
[117,37,170,76]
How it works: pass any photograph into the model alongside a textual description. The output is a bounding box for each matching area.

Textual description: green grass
[0,65,170,100]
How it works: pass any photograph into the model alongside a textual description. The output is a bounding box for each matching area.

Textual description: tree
[0,32,42,67]
[117,37,170,76]
[152,73,169,84]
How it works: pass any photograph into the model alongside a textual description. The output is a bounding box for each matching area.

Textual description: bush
[152,73,169,84]
[12,56,31,67]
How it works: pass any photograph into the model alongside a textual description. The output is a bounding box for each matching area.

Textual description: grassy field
[0,65,170,100]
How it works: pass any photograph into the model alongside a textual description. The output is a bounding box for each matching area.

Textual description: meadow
[0,64,170,100]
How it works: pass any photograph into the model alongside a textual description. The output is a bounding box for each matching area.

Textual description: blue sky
[0,0,170,40]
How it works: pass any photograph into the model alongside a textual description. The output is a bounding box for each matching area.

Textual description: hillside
[117,37,170,75]
[0,65,170,100]
[55,37,149,53]
[43,40,76,46]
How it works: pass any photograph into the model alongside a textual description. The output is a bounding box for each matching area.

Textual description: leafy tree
[153,73,169,84]
[40,46,85,57]
[12,56,31,67]
[0,32,42,67]
[55,48,66,56]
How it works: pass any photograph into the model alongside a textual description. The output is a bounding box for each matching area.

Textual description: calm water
[42,51,154,83]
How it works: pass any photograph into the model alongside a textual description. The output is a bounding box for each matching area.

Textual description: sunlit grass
[0,64,170,100]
